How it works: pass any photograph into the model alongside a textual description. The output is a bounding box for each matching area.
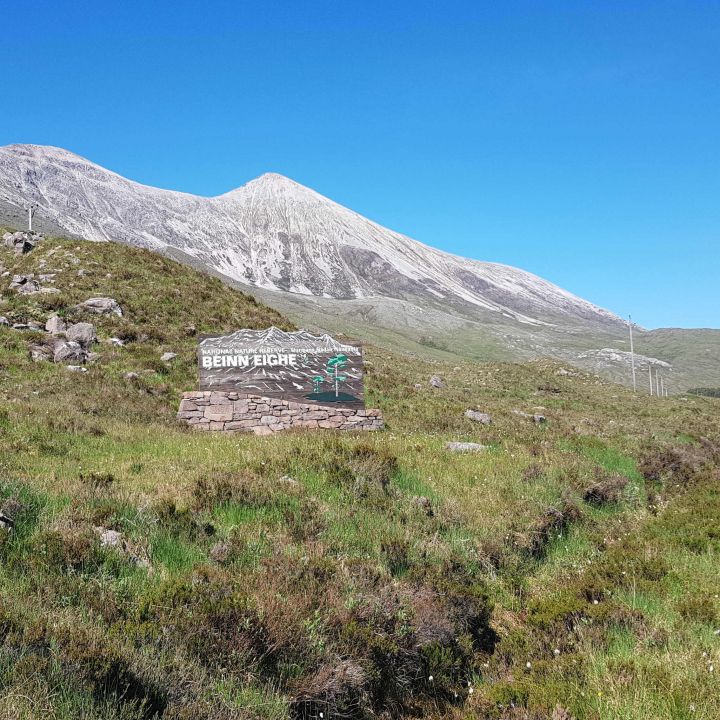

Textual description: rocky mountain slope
[1,143,718,389]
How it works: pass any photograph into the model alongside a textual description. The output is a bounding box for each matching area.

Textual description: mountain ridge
[0,143,620,327]
[1,142,718,390]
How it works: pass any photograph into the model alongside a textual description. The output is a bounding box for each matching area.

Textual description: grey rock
[533,414,547,424]
[76,297,122,316]
[66,365,88,373]
[3,230,41,255]
[160,351,177,362]
[29,343,52,362]
[124,371,139,379]
[108,337,125,346]
[66,322,96,348]
[99,528,123,548]
[429,375,444,389]
[465,410,492,425]
[53,340,86,364]
[445,441,489,453]
[9,275,40,294]
[0,316,9,326]
[45,315,67,334]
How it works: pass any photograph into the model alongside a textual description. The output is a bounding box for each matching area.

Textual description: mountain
[1,143,718,389]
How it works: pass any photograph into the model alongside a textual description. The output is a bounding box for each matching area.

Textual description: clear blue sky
[3,1,718,329]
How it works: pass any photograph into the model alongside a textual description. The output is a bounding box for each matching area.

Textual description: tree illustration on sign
[326,354,348,397]
[312,375,324,394]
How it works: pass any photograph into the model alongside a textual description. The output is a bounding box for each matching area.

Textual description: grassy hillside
[0,235,719,720]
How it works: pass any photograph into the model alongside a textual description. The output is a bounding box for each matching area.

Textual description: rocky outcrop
[53,340,86,364]
[445,441,488,453]
[9,274,40,294]
[3,230,42,255]
[75,297,123,316]
[465,410,492,424]
[177,391,383,435]
[45,315,67,334]
[65,322,96,348]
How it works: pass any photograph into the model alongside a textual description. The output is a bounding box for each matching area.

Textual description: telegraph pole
[27,205,34,232]
[660,375,665,397]
[649,365,653,395]
[628,315,637,392]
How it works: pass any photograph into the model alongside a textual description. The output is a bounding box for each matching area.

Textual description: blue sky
[2,1,718,329]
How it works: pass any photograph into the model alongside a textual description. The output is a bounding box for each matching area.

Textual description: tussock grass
[0,234,719,719]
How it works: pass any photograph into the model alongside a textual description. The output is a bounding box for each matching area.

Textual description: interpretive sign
[197,327,365,408]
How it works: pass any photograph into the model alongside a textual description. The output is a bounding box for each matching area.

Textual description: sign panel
[197,327,365,408]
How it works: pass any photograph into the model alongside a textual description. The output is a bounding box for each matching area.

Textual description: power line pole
[628,315,637,392]
[649,364,653,395]
[27,205,34,232]
[660,375,665,397]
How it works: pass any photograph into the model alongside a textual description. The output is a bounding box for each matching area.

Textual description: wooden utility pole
[628,315,637,392]
[649,365,653,395]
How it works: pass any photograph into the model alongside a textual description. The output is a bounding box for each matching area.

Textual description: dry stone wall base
[177,391,383,434]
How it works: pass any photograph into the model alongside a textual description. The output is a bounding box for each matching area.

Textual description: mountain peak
[221,171,325,203]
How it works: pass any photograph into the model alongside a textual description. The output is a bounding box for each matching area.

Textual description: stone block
[205,407,233,422]
[224,421,254,431]
[304,410,329,420]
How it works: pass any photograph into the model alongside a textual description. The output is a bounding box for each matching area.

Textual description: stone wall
[177,391,383,435]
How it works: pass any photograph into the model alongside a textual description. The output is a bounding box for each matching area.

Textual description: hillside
[3,143,718,390]
[1,233,719,720]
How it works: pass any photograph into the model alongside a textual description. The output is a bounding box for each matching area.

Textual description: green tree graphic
[312,375,324,393]
[326,354,348,397]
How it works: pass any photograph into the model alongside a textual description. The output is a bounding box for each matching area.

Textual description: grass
[0,232,719,719]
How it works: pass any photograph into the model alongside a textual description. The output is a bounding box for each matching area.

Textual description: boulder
[66,365,88,373]
[160,351,177,362]
[45,315,67,334]
[66,322,97,348]
[29,343,53,362]
[9,275,40,294]
[465,410,492,425]
[429,375,444,389]
[512,409,546,424]
[0,316,8,326]
[3,231,41,255]
[124,371,139,380]
[445,441,489,453]
[53,340,86,364]
[76,297,123,316]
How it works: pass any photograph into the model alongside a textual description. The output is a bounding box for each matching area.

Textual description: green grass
[0,233,718,720]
